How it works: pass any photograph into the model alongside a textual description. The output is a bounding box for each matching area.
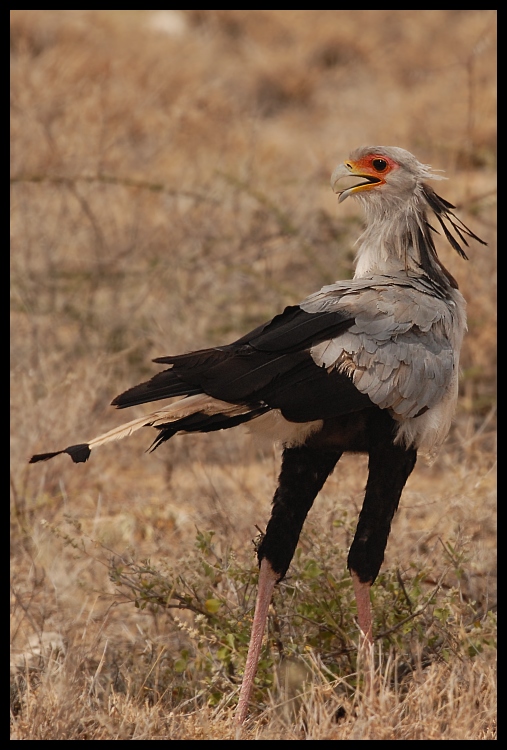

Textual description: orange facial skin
[331,152,401,202]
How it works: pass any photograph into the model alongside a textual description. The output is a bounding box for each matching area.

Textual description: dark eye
[372,158,388,172]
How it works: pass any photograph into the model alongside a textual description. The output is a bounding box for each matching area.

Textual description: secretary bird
[30,146,485,724]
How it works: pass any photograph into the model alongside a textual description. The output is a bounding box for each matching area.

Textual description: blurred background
[10,10,496,739]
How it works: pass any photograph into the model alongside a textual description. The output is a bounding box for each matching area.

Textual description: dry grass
[11,10,496,740]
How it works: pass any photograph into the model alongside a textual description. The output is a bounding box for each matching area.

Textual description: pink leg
[351,571,373,645]
[235,558,279,725]
[351,571,377,701]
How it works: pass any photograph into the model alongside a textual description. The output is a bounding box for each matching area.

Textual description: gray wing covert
[300,278,456,420]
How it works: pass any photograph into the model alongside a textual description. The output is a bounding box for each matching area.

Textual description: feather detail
[29,395,258,464]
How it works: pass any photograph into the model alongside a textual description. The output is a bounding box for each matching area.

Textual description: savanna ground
[10,10,496,740]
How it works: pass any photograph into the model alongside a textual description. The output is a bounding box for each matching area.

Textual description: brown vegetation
[11,10,496,739]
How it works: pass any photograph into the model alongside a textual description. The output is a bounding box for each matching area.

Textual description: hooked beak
[331,163,382,203]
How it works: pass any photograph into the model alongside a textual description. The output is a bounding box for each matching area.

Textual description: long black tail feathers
[29,443,91,464]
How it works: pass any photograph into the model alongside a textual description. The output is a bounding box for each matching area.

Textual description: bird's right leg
[235,445,341,725]
[347,436,417,640]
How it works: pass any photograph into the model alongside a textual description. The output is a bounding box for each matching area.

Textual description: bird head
[331,146,445,206]
[330,146,486,280]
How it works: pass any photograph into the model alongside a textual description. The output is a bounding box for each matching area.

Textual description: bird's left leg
[347,436,417,642]
[235,444,341,725]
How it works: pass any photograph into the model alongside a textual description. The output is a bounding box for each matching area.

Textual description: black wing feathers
[112,305,360,421]
[111,371,202,409]
[236,305,352,353]
[149,405,270,452]
[252,356,372,421]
